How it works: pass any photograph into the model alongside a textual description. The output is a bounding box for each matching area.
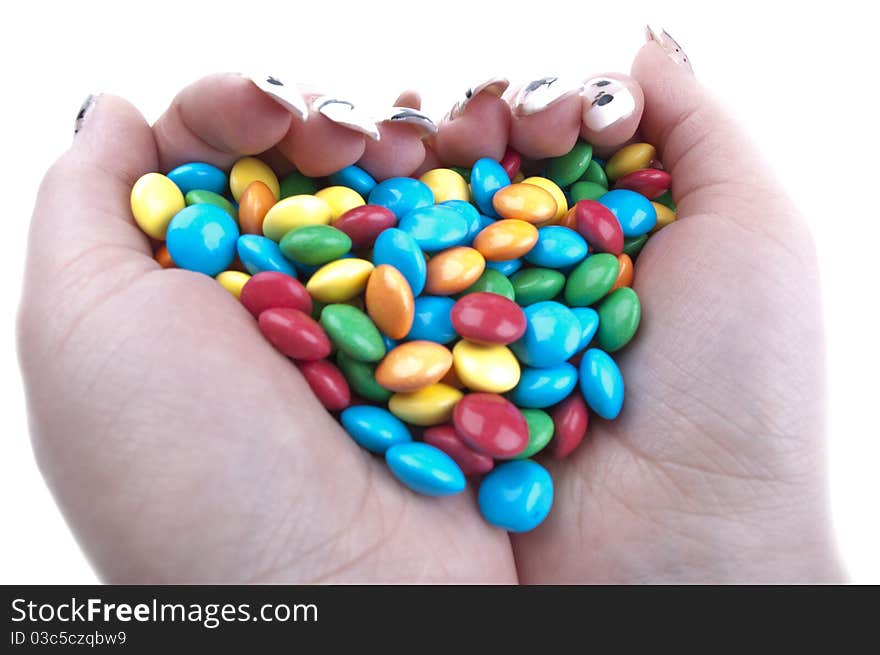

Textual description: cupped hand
[18,40,845,583]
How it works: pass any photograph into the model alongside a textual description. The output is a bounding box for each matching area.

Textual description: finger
[358,90,434,180]
[506,77,583,159]
[432,78,511,166]
[152,73,295,172]
[631,40,789,223]
[579,73,645,148]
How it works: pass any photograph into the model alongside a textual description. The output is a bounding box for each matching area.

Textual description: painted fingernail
[74,94,96,135]
[580,77,638,132]
[380,107,438,137]
[313,96,381,141]
[446,76,509,121]
[646,25,693,73]
[511,77,581,116]
[248,74,309,120]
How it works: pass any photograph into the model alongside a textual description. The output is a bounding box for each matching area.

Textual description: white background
[1,0,877,583]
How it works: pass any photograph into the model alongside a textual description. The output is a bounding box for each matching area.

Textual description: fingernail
[248,74,309,120]
[380,107,438,137]
[512,77,581,116]
[646,25,693,73]
[446,76,509,121]
[74,94,97,135]
[312,96,381,141]
[580,77,638,131]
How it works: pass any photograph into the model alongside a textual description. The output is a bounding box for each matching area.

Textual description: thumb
[631,37,792,228]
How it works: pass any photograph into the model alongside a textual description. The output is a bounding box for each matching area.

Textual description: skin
[18,42,845,583]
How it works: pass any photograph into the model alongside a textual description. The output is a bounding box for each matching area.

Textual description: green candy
[279,170,319,198]
[564,253,619,307]
[655,189,676,212]
[569,181,607,202]
[310,299,326,321]
[515,409,555,459]
[546,140,593,187]
[578,159,608,188]
[622,234,649,258]
[511,268,566,306]
[335,351,392,403]
[279,225,352,266]
[449,166,472,180]
[458,268,516,301]
[596,287,641,352]
[320,304,386,362]
[184,189,237,220]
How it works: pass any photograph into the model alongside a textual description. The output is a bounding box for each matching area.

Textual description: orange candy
[492,183,557,224]
[425,247,486,295]
[611,253,634,290]
[375,341,454,392]
[473,219,539,261]
[365,264,415,339]
[154,244,175,268]
[238,181,277,235]
[559,206,578,231]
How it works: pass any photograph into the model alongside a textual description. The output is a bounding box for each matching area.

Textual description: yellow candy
[262,195,333,241]
[651,202,677,231]
[452,340,521,393]
[215,270,251,299]
[604,143,656,182]
[512,172,525,183]
[521,176,568,223]
[316,186,365,221]
[306,258,374,303]
[492,183,557,224]
[130,172,185,240]
[230,156,280,202]
[419,169,470,203]
[388,383,463,426]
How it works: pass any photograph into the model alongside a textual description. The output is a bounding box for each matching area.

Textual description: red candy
[453,392,529,458]
[614,168,671,199]
[240,271,313,318]
[423,424,495,475]
[574,200,624,255]
[296,359,351,411]
[451,292,527,345]
[549,392,589,459]
[258,308,331,361]
[333,205,397,248]
[499,147,522,181]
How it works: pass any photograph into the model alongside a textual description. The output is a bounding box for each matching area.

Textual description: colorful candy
[478,460,553,532]
[385,442,466,496]
[453,393,529,458]
[166,204,238,276]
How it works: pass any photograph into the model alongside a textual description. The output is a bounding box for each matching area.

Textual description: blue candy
[470,158,511,218]
[167,162,227,196]
[407,296,457,344]
[166,204,238,276]
[478,460,553,532]
[385,442,466,496]
[579,348,624,419]
[236,234,297,277]
[372,228,427,296]
[486,258,522,276]
[328,165,377,197]
[599,189,657,237]
[571,307,599,352]
[398,205,469,252]
[381,334,399,352]
[368,177,434,218]
[340,406,412,454]
[524,226,588,268]
[508,362,578,408]
[442,200,483,244]
[510,301,581,367]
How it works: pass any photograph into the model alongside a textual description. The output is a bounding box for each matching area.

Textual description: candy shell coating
[575,199,624,254]
[336,351,392,403]
[236,235,297,277]
[315,185,365,220]
[442,200,483,243]
[240,271,312,317]
[185,189,237,221]
[651,202,676,231]
[515,409,555,459]
[486,258,523,276]
[341,405,412,453]
[549,392,589,459]
[420,168,470,202]
[478,460,553,532]
[372,228,427,296]
[280,170,320,198]
[333,204,398,249]
[598,189,657,237]
[579,159,608,187]
[510,301,581,367]
[611,253,634,291]
[320,304,386,362]
[470,158,511,217]
[579,348,624,419]
[604,143,655,182]
[407,296,457,344]
[458,268,516,301]
[297,359,351,411]
[215,270,250,298]
[451,292,526,344]
[167,162,227,196]
[614,168,671,199]
[546,140,593,187]
[238,181,278,235]
[166,204,239,276]
[306,258,374,303]
[570,307,599,352]
[365,264,415,340]
[375,341,453,393]
[570,181,608,202]
[262,195,333,242]
[328,165,376,197]
[258,308,331,360]
[385,442,466,496]
[367,177,434,218]
[596,287,641,352]
[564,253,619,307]
[423,425,494,476]
[230,156,280,201]
[388,383,463,426]
[452,340,521,393]
[279,224,352,266]
[399,205,470,252]
[524,226,588,269]
[425,247,486,295]
[508,362,579,408]
[453,393,529,458]
[473,219,538,261]
[492,183,557,224]
[521,176,568,222]
[130,172,186,240]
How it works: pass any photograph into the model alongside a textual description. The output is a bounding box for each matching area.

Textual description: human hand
[18,36,844,583]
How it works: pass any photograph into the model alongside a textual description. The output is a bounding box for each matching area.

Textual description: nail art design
[512,77,581,116]
[312,96,381,141]
[646,26,693,73]
[581,77,638,131]
[446,77,510,121]
[248,74,309,120]
[381,107,438,137]
[74,95,96,134]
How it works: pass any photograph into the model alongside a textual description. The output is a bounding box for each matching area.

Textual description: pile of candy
[130,137,675,533]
